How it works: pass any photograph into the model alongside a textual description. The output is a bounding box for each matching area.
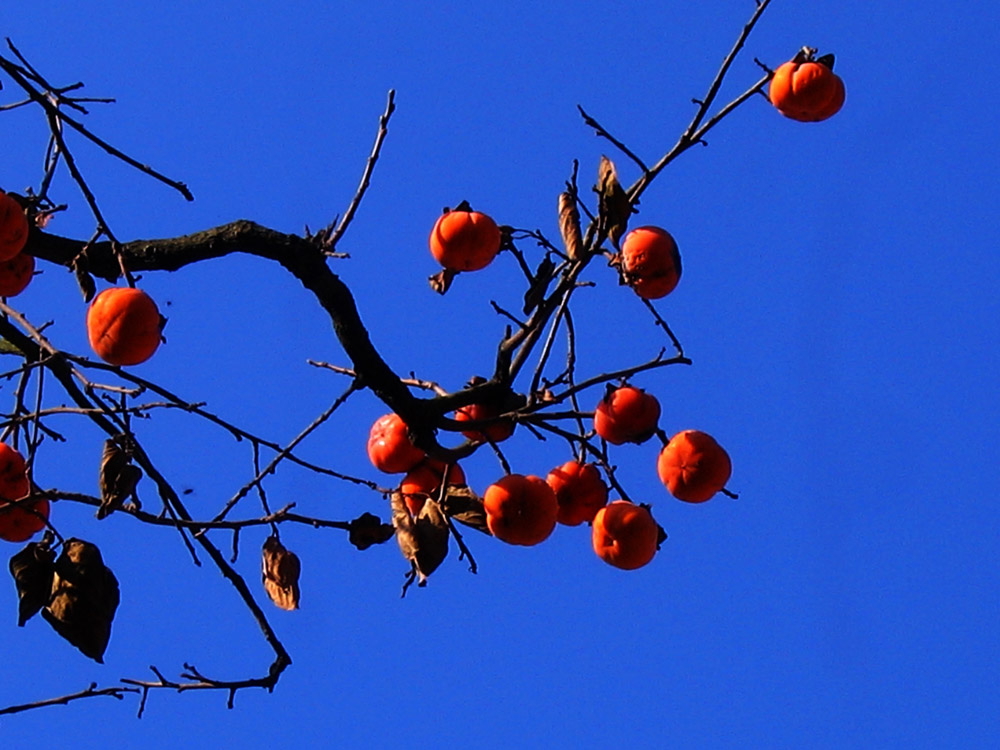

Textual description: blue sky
[1,1,998,747]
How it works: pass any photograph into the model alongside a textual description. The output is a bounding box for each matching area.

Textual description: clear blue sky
[2,1,998,747]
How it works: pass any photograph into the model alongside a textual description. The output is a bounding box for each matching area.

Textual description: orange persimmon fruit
[593,385,661,445]
[769,51,845,123]
[86,287,163,366]
[657,429,732,503]
[483,473,558,546]
[0,193,28,262]
[591,500,658,570]
[367,413,425,474]
[429,208,502,272]
[620,226,682,299]
[0,442,48,543]
[455,402,515,443]
[0,252,34,297]
[546,460,608,526]
[400,460,466,516]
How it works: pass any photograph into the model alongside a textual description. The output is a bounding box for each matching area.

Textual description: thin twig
[325,89,396,251]
[0,683,139,716]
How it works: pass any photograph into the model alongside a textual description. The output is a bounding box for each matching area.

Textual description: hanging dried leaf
[391,492,449,587]
[558,191,583,261]
[439,485,490,534]
[262,536,301,612]
[71,254,96,303]
[596,155,633,248]
[428,268,457,295]
[42,539,119,663]
[522,256,555,315]
[348,512,395,550]
[97,437,143,520]
[9,538,55,626]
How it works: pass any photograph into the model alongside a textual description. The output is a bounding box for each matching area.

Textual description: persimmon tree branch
[0,0,783,717]
[0,683,139,717]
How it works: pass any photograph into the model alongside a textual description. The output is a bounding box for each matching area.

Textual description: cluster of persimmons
[0,47,844,579]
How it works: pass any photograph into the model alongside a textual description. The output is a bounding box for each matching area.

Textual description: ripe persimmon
[593,385,660,445]
[546,460,608,526]
[86,287,163,366]
[367,413,425,474]
[0,442,48,543]
[769,50,845,123]
[429,208,502,272]
[483,474,558,546]
[620,226,682,299]
[591,500,658,570]
[400,460,466,516]
[657,429,732,503]
[455,402,515,443]
[0,193,28,262]
[0,252,34,297]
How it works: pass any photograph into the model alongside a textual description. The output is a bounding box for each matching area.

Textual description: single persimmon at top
[429,209,502,272]
[769,51,845,123]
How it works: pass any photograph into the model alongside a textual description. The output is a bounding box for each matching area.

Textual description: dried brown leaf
[42,539,119,663]
[522,256,555,315]
[348,511,395,550]
[97,437,142,520]
[391,492,449,586]
[558,191,583,261]
[597,155,633,248]
[428,268,457,295]
[71,255,96,303]
[439,485,490,534]
[9,539,55,626]
[262,536,301,611]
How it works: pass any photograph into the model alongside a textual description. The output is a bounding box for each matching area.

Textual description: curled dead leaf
[428,268,457,295]
[97,436,142,519]
[558,191,583,261]
[42,539,119,663]
[523,256,555,315]
[262,536,301,611]
[9,537,55,626]
[391,492,449,589]
[439,485,490,535]
[596,155,633,248]
[71,254,96,303]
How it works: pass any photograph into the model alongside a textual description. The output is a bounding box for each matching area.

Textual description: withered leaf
[439,485,490,534]
[391,492,449,587]
[348,511,395,551]
[522,256,555,315]
[9,539,55,626]
[596,155,633,248]
[262,536,301,611]
[97,437,142,520]
[42,539,119,663]
[71,255,96,303]
[558,191,583,261]
[428,268,457,295]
